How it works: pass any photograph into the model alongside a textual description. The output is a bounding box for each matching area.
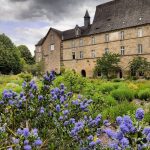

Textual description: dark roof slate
[89,0,150,34]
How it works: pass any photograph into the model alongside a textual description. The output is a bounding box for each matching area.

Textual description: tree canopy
[129,56,150,77]
[0,34,22,74]
[95,52,120,79]
[17,45,35,65]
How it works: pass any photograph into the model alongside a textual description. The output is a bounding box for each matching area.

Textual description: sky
[0,0,111,55]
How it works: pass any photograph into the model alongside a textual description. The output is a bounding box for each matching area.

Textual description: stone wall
[62,24,150,77]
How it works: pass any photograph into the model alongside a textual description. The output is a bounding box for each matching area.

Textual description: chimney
[84,10,90,27]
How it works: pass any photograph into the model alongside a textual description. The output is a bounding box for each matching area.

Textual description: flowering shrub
[0,71,149,149]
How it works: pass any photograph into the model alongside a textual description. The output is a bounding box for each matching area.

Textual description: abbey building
[35,0,150,77]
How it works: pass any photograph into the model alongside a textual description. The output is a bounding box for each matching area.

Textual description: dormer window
[75,25,81,37]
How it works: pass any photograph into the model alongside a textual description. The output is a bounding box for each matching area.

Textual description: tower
[84,10,90,27]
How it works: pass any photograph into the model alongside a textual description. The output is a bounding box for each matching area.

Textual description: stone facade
[35,0,150,77]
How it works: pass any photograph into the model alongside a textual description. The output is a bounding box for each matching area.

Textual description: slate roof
[89,0,150,34]
[36,0,150,45]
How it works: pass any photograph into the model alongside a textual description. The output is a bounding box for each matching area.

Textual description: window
[72,52,76,59]
[91,36,95,44]
[138,44,143,54]
[105,34,109,42]
[79,39,83,46]
[76,29,80,36]
[79,51,84,59]
[105,48,109,53]
[50,44,54,50]
[72,40,75,48]
[120,31,124,40]
[91,50,96,58]
[137,28,143,37]
[120,46,125,55]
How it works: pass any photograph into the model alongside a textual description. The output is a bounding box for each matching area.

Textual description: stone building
[35,0,150,77]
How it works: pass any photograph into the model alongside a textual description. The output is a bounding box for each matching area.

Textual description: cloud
[0,0,111,55]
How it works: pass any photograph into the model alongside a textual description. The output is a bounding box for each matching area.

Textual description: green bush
[18,73,32,82]
[138,88,150,101]
[104,95,117,106]
[102,101,137,121]
[100,83,115,94]
[111,88,134,102]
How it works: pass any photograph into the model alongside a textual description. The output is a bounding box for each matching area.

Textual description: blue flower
[24,145,31,150]
[136,108,144,121]
[34,138,42,146]
[32,128,38,137]
[60,83,65,89]
[109,142,119,150]
[120,137,129,149]
[64,121,69,126]
[103,120,110,127]
[89,141,96,147]
[60,96,65,103]
[12,138,19,144]
[87,135,93,141]
[63,110,69,115]
[70,118,75,124]
[56,104,60,112]
[120,124,129,134]
[59,116,63,121]
[72,100,79,105]
[116,116,123,125]
[105,129,116,139]
[23,128,30,138]
[7,148,13,150]
[147,133,150,142]
[40,107,44,114]
[38,95,43,101]
[142,127,150,136]
[24,140,29,145]
[116,131,124,141]
[96,139,101,144]
[17,128,23,135]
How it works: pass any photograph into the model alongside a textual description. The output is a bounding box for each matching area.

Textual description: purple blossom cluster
[8,128,42,150]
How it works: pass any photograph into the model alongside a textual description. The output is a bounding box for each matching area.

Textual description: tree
[95,52,120,79]
[129,56,150,78]
[17,45,35,65]
[0,34,22,74]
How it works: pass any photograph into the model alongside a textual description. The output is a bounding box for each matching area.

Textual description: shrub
[100,83,115,94]
[102,101,137,121]
[138,88,150,101]
[18,73,32,81]
[111,88,134,102]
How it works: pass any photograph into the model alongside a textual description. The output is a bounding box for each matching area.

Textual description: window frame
[120,31,124,40]
[105,48,109,53]
[138,44,143,54]
[72,52,76,60]
[79,51,84,59]
[120,46,125,55]
[50,44,55,51]
[105,34,109,42]
[91,36,96,45]
[137,28,143,38]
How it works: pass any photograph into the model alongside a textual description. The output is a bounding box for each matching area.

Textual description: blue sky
[0,0,111,55]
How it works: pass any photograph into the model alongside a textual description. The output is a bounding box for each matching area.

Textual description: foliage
[102,101,138,121]
[0,72,150,149]
[18,73,33,82]
[95,52,120,79]
[129,56,150,78]
[111,88,134,102]
[138,88,150,101]
[17,45,35,65]
[0,34,22,74]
